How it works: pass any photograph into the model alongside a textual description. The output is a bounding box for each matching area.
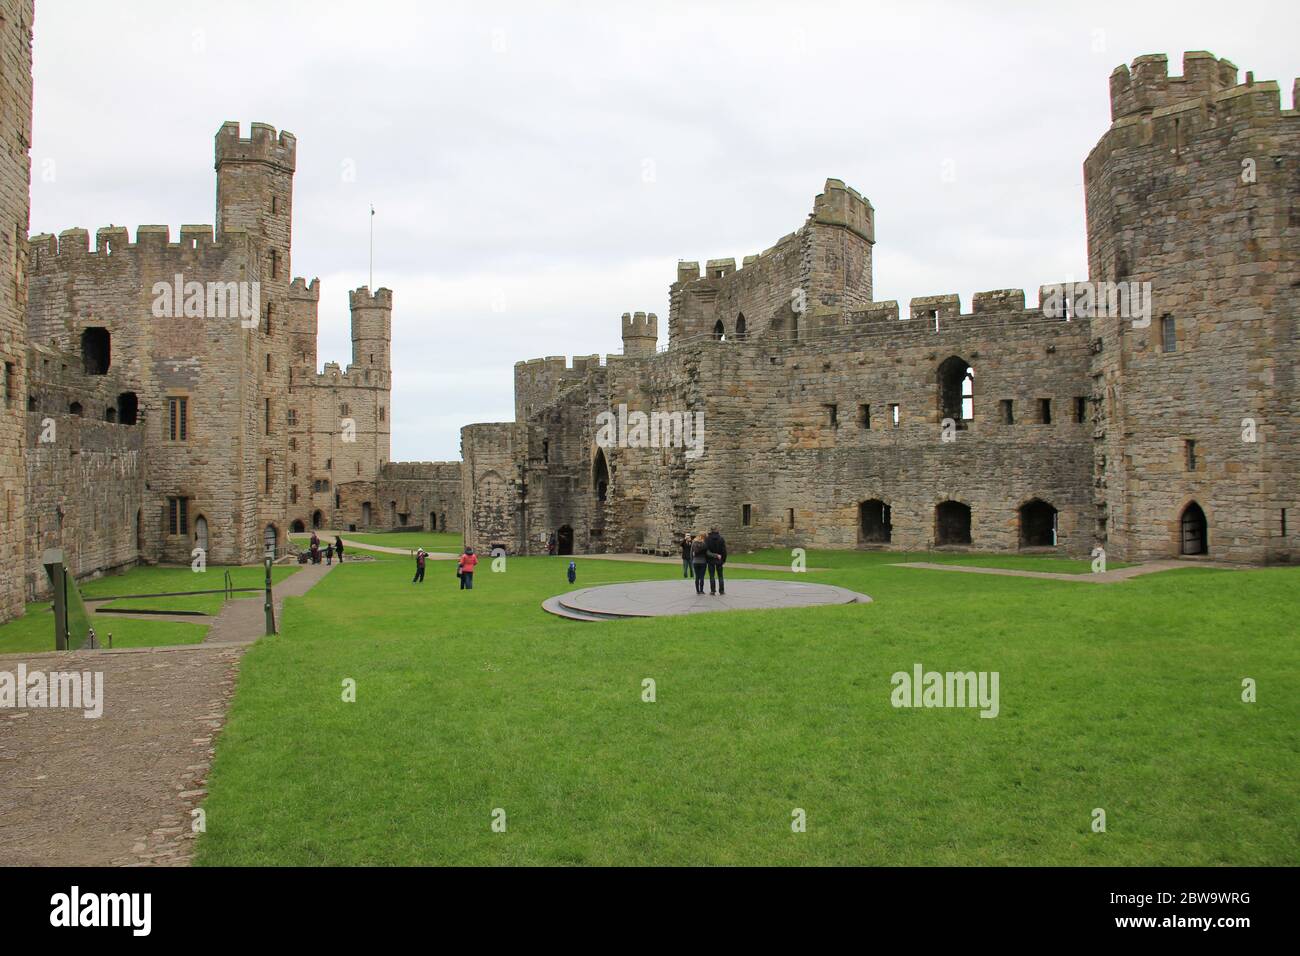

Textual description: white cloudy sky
[30,0,1295,460]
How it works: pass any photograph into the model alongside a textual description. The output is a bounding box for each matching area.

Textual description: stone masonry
[463,53,1297,566]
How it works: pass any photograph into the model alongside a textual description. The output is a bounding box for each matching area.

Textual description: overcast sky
[30,0,1295,460]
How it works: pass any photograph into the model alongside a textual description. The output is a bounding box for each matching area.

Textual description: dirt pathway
[0,562,336,866]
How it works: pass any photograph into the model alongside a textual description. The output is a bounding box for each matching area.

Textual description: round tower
[621,311,658,356]
[350,286,392,369]
[1083,51,1298,564]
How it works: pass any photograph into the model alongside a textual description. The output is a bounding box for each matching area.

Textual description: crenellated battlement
[289,277,320,300]
[349,286,392,309]
[28,224,253,271]
[811,177,874,243]
[515,353,607,377]
[215,121,296,172]
[314,361,391,389]
[843,288,1078,330]
[1109,51,1239,121]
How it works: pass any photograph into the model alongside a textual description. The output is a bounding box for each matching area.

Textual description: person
[412,547,427,583]
[335,535,345,563]
[309,531,321,565]
[567,560,576,584]
[547,533,557,556]
[690,533,708,595]
[458,547,478,590]
[705,526,727,596]
[324,542,334,565]
[680,533,693,579]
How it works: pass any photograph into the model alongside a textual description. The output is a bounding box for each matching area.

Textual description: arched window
[291,519,306,533]
[938,356,974,427]
[362,501,372,525]
[1018,499,1057,548]
[68,401,83,416]
[593,448,610,503]
[195,515,209,553]
[713,320,726,341]
[1180,502,1208,555]
[859,500,891,543]
[264,524,278,558]
[117,392,138,425]
[935,500,972,546]
[312,509,323,530]
[104,406,117,422]
[735,314,747,339]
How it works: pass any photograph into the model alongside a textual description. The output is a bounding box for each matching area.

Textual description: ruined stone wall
[1085,52,1299,564]
[373,460,463,533]
[27,226,265,565]
[0,0,32,624]
[669,178,874,345]
[460,421,527,552]
[24,345,145,598]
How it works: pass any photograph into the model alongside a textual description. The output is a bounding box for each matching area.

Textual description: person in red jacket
[458,547,478,590]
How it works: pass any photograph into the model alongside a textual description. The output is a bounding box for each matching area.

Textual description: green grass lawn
[195,551,1298,866]
[0,601,208,654]
[326,530,463,552]
[742,547,1130,575]
[83,564,300,616]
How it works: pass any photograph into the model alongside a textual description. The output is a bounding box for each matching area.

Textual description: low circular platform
[542,579,872,621]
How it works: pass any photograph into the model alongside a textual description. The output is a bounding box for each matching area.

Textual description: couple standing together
[682,528,727,596]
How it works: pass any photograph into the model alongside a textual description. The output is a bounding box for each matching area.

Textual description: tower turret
[621,311,658,356]
[350,286,392,369]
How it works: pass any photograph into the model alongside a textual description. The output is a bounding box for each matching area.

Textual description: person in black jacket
[680,533,693,579]
[690,534,708,595]
[705,527,727,596]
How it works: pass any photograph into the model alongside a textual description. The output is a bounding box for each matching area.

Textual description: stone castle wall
[1085,52,1299,563]
[0,0,33,624]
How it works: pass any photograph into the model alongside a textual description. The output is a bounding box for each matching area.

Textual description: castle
[0,6,1295,630]
[460,51,1298,567]
[0,1,462,623]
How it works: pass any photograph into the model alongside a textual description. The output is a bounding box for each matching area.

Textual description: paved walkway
[0,560,338,866]
[204,561,333,643]
[895,558,1243,584]
[544,579,870,621]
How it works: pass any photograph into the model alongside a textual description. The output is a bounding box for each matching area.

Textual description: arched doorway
[1180,502,1208,555]
[264,524,278,559]
[1018,499,1057,548]
[194,515,209,554]
[556,525,574,555]
[858,499,891,543]
[362,502,372,525]
[593,448,609,503]
[430,511,438,531]
[312,509,323,530]
[935,500,972,545]
[135,509,143,554]
[290,519,305,533]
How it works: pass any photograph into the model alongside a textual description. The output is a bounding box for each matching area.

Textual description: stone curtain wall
[0,0,32,623]
[1085,53,1299,563]
[375,460,463,533]
[24,347,145,598]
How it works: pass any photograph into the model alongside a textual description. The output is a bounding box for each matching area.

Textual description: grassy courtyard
[193,550,1299,866]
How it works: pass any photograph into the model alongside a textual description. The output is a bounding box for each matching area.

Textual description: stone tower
[215,121,297,554]
[1084,52,1299,563]
[350,286,391,370]
[621,311,658,355]
[0,0,32,625]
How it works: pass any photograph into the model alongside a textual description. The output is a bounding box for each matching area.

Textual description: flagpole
[369,204,375,290]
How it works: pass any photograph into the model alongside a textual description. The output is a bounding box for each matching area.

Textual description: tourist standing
[691,534,708,595]
[459,547,478,589]
[310,531,321,565]
[335,536,345,563]
[680,533,693,578]
[705,526,727,596]
[413,547,427,583]
[324,542,334,565]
